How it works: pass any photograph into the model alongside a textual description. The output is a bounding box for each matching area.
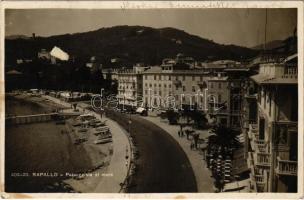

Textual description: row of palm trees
[207,125,241,192]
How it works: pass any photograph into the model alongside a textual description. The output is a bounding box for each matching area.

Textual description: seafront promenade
[43,95,131,193]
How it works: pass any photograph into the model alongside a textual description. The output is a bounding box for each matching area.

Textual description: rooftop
[142,68,212,75]
[251,54,297,85]
[251,74,297,85]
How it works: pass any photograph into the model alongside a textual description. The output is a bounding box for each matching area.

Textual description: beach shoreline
[5,93,113,193]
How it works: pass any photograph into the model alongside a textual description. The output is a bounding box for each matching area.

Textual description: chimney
[32,33,36,40]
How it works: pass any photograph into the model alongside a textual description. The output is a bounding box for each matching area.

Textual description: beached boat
[94,138,112,144]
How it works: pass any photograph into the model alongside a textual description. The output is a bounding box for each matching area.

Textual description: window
[169,75,171,81]
[218,94,222,103]
[164,84,167,88]
[159,91,162,95]
[192,86,195,92]
[183,75,185,81]
[159,75,161,80]
[183,86,186,91]
[145,75,147,80]
[264,90,267,109]
[176,76,179,81]
[259,118,265,139]
[145,90,148,95]
[149,83,152,87]
[154,83,157,87]
[159,84,161,87]
[269,92,272,116]
[219,83,221,89]
[145,83,147,87]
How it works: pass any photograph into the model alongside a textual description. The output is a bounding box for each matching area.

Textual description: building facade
[117,66,146,108]
[246,54,298,192]
[102,68,119,81]
[207,75,230,126]
[142,68,212,110]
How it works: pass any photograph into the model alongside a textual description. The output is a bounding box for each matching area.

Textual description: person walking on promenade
[179,124,184,137]
[193,133,199,149]
[190,141,194,150]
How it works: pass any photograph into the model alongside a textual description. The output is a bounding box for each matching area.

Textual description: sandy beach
[5,94,112,192]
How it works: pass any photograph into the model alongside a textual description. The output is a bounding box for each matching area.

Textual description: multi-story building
[102,68,119,81]
[246,54,298,192]
[207,75,230,126]
[224,67,253,130]
[116,54,245,127]
[142,67,211,110]
[117,66,147,108]
[142,55,245,119]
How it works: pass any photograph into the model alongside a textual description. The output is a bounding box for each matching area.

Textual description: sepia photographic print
[1,1,303,199]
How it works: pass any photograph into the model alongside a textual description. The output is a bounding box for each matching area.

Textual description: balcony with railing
[248,124,266,151]
[275,157,297,176]
[249,170,266,192]
[248,125,269,154]
[255,141,267,153]
[253,152,271,167]
[255,174,266,192]
[259,62,298,82]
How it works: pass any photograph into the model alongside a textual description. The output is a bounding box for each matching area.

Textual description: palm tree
[207,124,241,191]
[190,110,208,129]
[208,125,240,152]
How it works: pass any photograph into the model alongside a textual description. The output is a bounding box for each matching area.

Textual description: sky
[5,8,297,48]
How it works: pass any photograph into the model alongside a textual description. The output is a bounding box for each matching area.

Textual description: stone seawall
[5,113,58,125]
